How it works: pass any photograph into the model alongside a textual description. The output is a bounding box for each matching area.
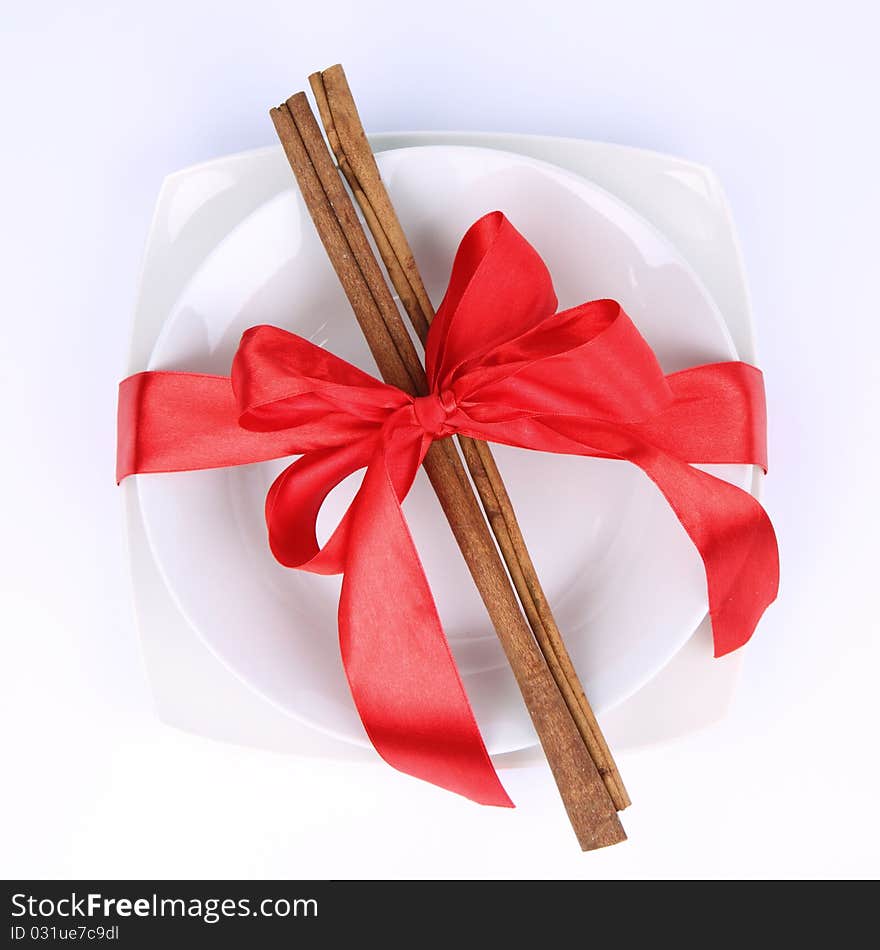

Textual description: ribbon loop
[117,210,779,807]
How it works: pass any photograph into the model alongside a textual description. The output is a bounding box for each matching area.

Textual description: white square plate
[123,132,760,764]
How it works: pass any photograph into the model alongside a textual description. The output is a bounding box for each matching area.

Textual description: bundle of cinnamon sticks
[270,65,629,850]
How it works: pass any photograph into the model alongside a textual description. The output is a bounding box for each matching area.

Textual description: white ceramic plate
[138,145,750,754]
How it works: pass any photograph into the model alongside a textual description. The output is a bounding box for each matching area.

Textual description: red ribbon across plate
[118,212,778,806]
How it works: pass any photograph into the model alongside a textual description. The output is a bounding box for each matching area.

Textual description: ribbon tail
[338,451,513,807]
[483,412,779,657]
[633,448,779,656]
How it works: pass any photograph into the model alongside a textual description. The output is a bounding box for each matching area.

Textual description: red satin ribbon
[117,211,778,807]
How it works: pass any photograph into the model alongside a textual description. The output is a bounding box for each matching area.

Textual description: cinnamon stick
[271,94,625,850]
[309,64,629,810]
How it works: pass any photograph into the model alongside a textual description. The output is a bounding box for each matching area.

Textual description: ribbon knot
[117,210,779,809]
[412,390,457,437]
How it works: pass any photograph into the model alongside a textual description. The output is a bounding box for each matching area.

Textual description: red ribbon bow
[118,212,778,808]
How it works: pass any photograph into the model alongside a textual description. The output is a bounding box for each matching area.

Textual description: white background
[2,0,878,879]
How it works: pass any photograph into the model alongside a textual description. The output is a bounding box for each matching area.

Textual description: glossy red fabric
[117,211,778,806]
